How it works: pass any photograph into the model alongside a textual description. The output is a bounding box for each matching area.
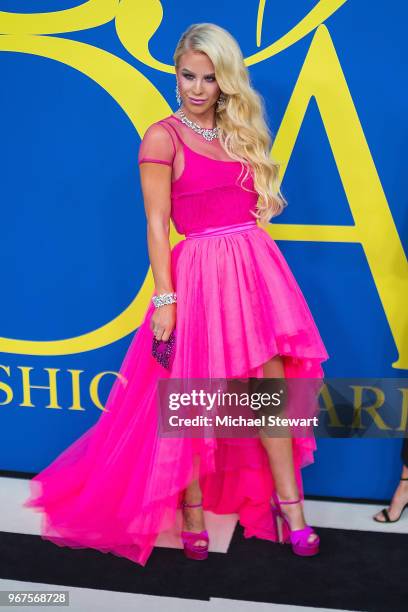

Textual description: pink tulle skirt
[23,224,329,566]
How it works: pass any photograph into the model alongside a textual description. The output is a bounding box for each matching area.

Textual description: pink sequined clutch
[152,329,176,370]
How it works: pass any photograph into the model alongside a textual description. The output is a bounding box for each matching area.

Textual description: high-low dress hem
[23,116,329,566]
[24,225,328,567]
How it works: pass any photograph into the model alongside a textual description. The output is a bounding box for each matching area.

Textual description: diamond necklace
[176,108,219,142]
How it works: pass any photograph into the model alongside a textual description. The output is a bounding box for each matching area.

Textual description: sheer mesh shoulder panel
[138,123,176,167]
[165,115,241,162]
[138,115,241,183]
[155,120,185,182]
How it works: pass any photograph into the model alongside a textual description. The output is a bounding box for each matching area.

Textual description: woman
[23,23,329,565]
[373,439,408,523]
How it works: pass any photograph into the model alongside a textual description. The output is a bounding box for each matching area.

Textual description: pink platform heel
[270,492,320,557]
[181,501,209,561]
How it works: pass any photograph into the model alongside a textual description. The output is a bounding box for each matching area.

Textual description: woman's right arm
[139,125,176,342]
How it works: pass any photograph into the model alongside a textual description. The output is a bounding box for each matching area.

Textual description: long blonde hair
[173,23,287,226]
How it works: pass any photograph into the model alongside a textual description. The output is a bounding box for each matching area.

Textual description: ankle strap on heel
[272,492,304,505]
[182,501,203,508]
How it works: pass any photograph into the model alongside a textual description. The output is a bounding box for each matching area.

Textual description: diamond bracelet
[152,292,177,308]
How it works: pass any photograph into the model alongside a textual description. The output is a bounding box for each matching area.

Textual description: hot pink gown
[23,115,329,566]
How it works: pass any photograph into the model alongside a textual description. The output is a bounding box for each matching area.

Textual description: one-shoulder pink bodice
[138,115,259,236]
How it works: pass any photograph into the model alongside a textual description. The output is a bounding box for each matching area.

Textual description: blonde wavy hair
[173,23,287,226]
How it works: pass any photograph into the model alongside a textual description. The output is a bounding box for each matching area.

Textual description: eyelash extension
[182,74,215,81]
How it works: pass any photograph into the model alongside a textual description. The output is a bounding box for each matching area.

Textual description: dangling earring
[216,92,227,111]
[175,81,181,106]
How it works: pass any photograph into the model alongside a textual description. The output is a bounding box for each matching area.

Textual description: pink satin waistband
[185,220,258,239]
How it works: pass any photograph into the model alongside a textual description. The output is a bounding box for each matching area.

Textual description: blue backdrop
[0,0,406,500]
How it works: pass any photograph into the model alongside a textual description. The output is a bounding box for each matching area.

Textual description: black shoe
[373,477,408,523]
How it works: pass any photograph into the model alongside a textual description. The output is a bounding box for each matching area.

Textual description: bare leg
[259,355,317,544]
[182,478,207,546]
[373,464,408,521]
